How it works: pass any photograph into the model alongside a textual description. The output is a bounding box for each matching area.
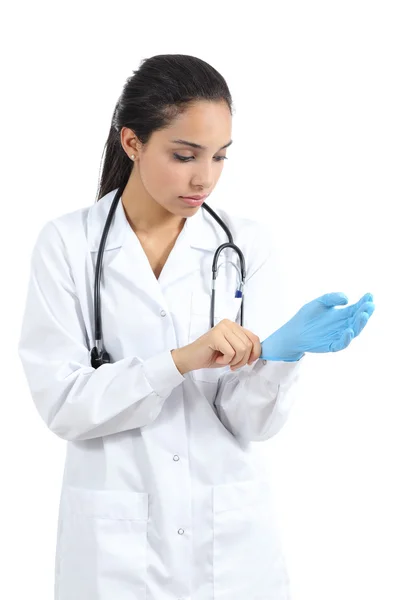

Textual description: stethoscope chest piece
[90,345,111,369]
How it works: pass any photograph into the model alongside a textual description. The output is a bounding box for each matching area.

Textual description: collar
[87,188,226,253]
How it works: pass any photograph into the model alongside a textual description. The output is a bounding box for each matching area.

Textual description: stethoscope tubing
[90,184,246,369]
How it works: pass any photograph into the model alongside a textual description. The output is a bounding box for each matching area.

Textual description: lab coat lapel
[86,189,221,311]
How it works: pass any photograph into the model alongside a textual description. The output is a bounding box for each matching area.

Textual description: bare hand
[176,319,262,374]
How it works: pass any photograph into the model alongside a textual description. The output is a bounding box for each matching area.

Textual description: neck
[121,170,185,236]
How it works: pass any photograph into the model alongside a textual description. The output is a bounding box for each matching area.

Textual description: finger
[237,327,262,362]
[330,328,354,352]
[215,324,251,369]
[216,322,261,367]
[225,329,253,369]
[341,297,375,320]
[318,292,349,307]
[213,330,237,365]
[356,301,375,316]
[361,292,374,304]
[214,323,254,367]
[347,301,375,335]
[351,310,371,337]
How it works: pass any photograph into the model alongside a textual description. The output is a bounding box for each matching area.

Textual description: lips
[181,194,208,200]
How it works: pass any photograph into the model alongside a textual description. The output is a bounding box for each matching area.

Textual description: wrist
[171,348,190,375]
[260,335,303,362]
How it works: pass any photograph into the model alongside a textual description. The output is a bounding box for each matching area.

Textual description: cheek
[140,159,181,195]
[158,162,186,192]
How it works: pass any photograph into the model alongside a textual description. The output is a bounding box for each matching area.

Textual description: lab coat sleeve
[213,222,305,442]
[17,221,186,442]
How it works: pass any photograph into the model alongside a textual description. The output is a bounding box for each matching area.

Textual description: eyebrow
[170,138,233,151]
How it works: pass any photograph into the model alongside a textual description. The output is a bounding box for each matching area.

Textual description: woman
[18,54,374,600]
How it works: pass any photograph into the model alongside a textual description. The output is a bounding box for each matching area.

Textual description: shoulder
[30,204,92,271]
[207,205,276,276]
[209,205,273,247]
[33,203,91,249]
[50,204,92,241]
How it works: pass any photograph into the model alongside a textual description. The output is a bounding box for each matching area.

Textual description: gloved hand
[260,292,375,362]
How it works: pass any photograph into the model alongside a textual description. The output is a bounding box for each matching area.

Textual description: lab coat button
[173,455,180,461]
[177,528,185,535]
[263,360,267,365]
[160,309,167,317]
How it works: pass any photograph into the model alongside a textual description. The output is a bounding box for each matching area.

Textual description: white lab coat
[18,188,305,600]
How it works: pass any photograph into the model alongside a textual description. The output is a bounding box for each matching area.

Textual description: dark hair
[95,54,234,202]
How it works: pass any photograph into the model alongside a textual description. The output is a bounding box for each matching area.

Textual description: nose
[191,161,215,190]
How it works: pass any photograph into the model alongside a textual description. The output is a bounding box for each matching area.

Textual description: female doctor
[18,54,375,600]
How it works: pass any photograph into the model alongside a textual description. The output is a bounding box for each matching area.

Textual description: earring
[131,154,135,161]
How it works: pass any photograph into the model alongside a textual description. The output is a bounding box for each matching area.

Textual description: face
[122,100,232,220]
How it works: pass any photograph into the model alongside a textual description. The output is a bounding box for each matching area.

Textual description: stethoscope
[90,184,247,369]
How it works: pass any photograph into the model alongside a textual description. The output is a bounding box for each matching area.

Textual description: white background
[1,1,399,598]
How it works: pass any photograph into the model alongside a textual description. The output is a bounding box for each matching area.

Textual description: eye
[173,154,228,162]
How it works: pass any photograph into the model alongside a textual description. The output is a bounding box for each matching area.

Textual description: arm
[17,221,185,442]
[213,223,305,442]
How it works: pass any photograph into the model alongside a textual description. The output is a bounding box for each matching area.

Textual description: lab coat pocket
[213,479,290,599]
[58,487,149,600]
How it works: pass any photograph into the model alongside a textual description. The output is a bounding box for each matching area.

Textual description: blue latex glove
[260,292,375,362]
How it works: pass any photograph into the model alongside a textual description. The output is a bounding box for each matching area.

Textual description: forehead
[159,101,232,148]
